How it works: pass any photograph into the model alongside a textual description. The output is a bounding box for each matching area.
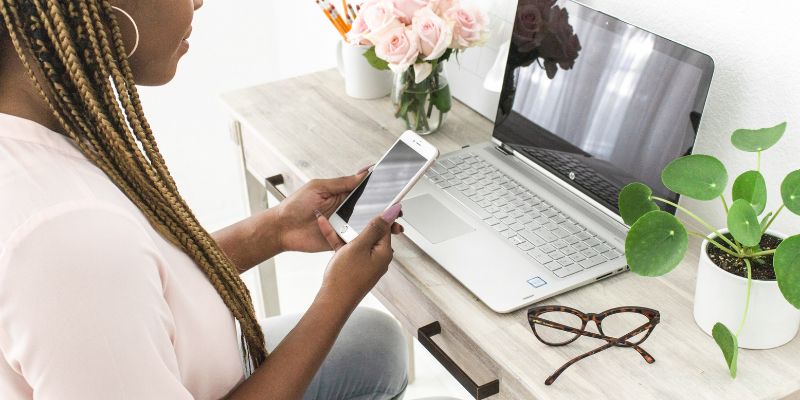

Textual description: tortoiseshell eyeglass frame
[527,305,661,385]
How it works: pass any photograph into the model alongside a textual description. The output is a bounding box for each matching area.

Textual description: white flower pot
[693,229,800,349]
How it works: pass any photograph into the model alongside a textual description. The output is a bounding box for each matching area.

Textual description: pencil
[327,4,350,33]
[342,0,349,19]
[316,0,348,40]
[348,4,358,19]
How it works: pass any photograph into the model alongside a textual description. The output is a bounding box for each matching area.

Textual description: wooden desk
[221,69,800,400]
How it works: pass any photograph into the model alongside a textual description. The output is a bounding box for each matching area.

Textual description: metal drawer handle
[417,322,500,399]
[264,174,287,202]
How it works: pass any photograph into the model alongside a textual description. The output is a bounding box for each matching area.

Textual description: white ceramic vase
[693,229,800,349]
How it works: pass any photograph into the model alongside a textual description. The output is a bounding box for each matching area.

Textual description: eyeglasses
[527,305,660,385]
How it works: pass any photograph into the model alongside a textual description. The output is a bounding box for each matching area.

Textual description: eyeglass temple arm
[544,324,656,386]
[536,319,654,362]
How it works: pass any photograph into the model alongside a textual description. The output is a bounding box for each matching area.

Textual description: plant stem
[761,204,784,234]
[652,196,741,252]
[749,249,776,257]
[720,195,729,214]
[688,231,740,257]
[735,258,753,336]
[757,150,761,172]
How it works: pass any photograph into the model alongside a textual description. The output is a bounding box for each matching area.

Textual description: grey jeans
[261,307,461,400]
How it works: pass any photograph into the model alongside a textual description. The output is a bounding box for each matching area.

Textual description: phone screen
[336,140,427,232]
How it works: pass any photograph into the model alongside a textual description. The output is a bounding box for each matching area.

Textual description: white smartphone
[329,131,439,242]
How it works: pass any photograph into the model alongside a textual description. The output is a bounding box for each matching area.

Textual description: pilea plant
[617,121,800,377]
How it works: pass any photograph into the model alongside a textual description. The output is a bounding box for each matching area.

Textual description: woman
[0,0,437,399]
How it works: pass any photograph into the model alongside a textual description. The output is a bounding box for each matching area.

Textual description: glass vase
[390,62,451,135]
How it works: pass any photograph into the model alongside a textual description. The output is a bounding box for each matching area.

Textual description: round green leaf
[625,210,688,276]
[731,170,767,215]
[781,169,800,215]
[618,183,659,225]
[774,235,800,309]
[661,155,728,201]
[712,322,738,378]
[727,199,762,247]
[731,121,786,152]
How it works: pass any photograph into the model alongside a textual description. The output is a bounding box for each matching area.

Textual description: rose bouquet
[349,0,489,134]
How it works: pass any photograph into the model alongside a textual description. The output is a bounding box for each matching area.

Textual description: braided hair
[0,0,267,370]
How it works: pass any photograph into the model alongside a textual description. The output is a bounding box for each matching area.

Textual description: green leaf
[363,46,389,70]
[781,170,800,215]
[625,210,688,276]
[619,183,659,225]
[774,235,800,309]
[760,211,773,231]
[712,322,738,378]
[438,48,454,63]
[731,122,786,152]
[430,85,452,113]
[727,199,762,247]
[662,155,728,201]
[731,170,767,215]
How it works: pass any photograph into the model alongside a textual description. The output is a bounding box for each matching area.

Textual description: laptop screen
[493,0,713,216]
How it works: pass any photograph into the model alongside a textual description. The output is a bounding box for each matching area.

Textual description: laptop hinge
[495,144,513,156]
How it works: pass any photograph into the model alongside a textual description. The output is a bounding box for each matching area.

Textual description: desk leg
[245,170,281,318]
[232,120,281,318]
[406,333,416,384]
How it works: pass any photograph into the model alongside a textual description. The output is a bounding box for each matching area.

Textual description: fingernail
[314,209,323,219]
[356,163,374,175]
[382,203,402,223]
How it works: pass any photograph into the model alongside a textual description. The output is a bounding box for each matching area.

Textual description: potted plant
[618,122,800,378]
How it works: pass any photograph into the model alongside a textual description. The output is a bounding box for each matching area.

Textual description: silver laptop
[399,0,714,313]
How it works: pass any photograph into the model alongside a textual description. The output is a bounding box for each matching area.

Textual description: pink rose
[361,0,404,43]
[412,7,453,60]
[348,13,371,45]
[374,26,420,72]
[392,0,430,24]
[446,6,489,49]
[431,0,456,14]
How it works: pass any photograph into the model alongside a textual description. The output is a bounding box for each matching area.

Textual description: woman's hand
[314,205,401,306]
[274,168,403,253]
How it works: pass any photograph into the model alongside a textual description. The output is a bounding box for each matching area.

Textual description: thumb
[354,204,402,249]
[321,171,368,194]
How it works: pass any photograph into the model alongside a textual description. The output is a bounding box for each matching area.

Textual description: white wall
[137,0,338,232]
[447,0,800,233]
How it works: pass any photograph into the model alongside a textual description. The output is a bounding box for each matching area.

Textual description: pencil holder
[336,40,393,99]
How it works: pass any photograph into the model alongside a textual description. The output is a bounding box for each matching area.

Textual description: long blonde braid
[0,0,268,369]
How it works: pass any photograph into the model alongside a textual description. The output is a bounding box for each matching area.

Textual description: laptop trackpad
[401,194,474,244]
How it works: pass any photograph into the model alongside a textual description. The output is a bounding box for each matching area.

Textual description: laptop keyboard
[425,152,624,279]
[520,147,622,209]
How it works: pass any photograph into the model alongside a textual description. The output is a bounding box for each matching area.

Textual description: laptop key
[493,223,509,232]
[501,230,515,238]
[569,252,586,262]
[539,244,557,254]
[552,228,571,238]
[527,250,552,265]
[585,237,602,247]
[542,262,561,271]
[554,264,583,278]
[517,241,535,251]
[580,254,607,269]
[509,235,525,246]
[536,229,558,242]
[484,217,500,226]
[520,230,546,246]
[445,187,492,219]
[509,222,526,232]
[557,257,574,267]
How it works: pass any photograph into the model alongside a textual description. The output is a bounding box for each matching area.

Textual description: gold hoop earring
[111,6,139,58]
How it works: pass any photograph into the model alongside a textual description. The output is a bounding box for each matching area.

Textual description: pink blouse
[0,113,244,399]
